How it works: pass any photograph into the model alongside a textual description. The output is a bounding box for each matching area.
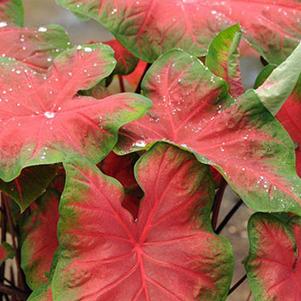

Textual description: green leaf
[256,42,301,116]
[206,24,244,98]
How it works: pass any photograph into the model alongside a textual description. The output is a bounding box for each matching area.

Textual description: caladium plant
[0,1,301,300]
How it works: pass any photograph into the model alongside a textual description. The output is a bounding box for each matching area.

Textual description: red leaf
[0,44,151,181]
[104,39,138,75]
[0,24,71,71]
[246,213,301,301]
[52,143,233,300]
[0,0,23,26]
[57,0,301,63]
[116,49,301,215]
[21,190,59,289]
[0,242,14,263]
[100,152,142,217]
[124,60,148,89]
[277,81,301,177]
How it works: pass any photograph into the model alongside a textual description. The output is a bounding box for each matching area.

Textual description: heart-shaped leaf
[52,143,233,300]
[206,24,244,98]
[0,0,23,26]
[56,0,301,64]
[0,43,151,182]
[0,164,57,211]
[0,24,71,71]
[246,213,301,301]
[21,190,59,289]
[116,49,301,215]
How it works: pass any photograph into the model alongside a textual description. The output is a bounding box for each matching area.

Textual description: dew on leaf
[0,22,8,28]
[38,27,48,32]
[44,111,56,119]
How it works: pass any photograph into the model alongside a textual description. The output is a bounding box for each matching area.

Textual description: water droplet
[0,22,8,28]
[44,111,56,119]
[134,140,146,147]
[38,26,47,32]
[84,47,93,53]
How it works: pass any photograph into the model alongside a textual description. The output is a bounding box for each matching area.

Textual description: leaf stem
[0,193,7,301]
[228,274,247,295]
[2,195,25,291]
[211,178,227,230]
[215,199,244,234]
[135,63,151,94]
[118,75,125,93]
[0,284,27,299]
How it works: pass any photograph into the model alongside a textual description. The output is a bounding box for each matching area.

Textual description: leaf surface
[246,213,301,301]
[21,190,59,289]
[277,78,301,177]
[117,49,301,215]
[56,0,301,63]
[100,152,142,217]
[0,164,57,211]
[0,44,151,181]
[256,42,301,115]
[53,143,233,301]
[104,39,138,75]
[0,242,14,263]
[206,24,244,98]
[0,0,23,26]
[0,24,71,71]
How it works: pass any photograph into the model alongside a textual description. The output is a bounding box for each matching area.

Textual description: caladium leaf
[206,24,244,98]
[245,213,301,301]
[277,79,301,177]
[256,42,301,115]
[116,49,301,215]
[21,190,59,289]
[100,152,142,217]
[0,0,23,26]
[0,242,14,263]
[28,285,53,301]
[56,0,301,63]
[0,24,71,72]
[104,39,139,75]
[0,44,151,182]
[53,143,233,301]
[0,164,57,211]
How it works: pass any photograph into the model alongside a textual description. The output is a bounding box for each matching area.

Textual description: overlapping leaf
[21,190,59,289]
[246,213,301,301]
[0,24,71,71]
[0,242,14,263]
[116,49,301,215]
[104,39,138,75]
[206,24,244,98]
[56,0,301,63]
[277,81,301,177]
[0,0,23,26]
[0,43,151,182]
[0,164,57,211]
[100,152,142,217]
[53,143,233,300]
